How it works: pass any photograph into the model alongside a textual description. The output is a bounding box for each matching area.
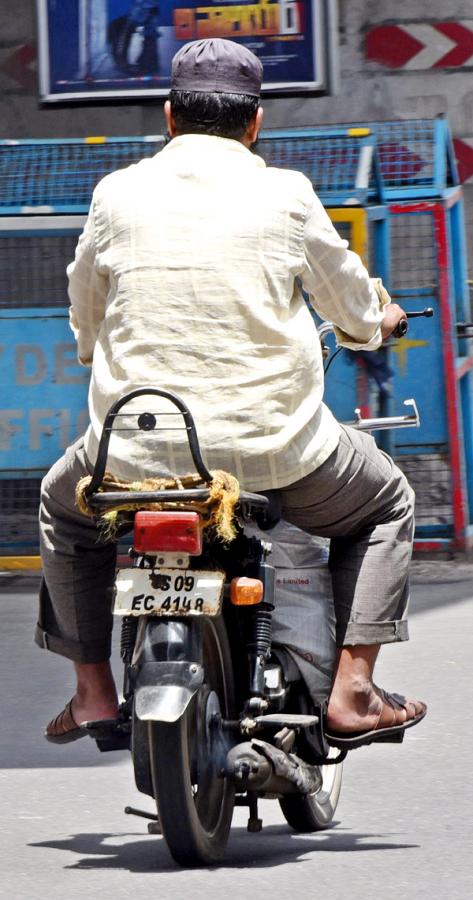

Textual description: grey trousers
[36,425,414,663]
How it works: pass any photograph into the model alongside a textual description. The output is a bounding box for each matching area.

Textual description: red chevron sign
[366,22,473,69]
[453,138,473,183]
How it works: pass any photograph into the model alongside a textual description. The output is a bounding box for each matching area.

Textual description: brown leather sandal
[45,699,87,744]
[325,690,427,751]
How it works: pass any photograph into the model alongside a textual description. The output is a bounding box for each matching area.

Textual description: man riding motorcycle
[38,38,426,748]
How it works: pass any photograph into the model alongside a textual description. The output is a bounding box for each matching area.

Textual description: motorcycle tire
[279,748,343,832]
[148,616,235,866]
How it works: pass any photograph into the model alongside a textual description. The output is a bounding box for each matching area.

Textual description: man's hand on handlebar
[381,303,407,341]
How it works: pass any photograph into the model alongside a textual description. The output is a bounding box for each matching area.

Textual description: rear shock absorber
[247,562,275,697]
[120,616,138,700]
[120,615,138,662]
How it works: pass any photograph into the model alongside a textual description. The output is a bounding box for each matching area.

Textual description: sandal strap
[377,689,419,726]
[374,689,398,729]
[47,699,78,737]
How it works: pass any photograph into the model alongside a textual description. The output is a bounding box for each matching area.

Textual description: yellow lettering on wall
[173,1,299,40]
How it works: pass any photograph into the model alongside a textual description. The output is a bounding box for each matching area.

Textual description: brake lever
[392,307,434,339]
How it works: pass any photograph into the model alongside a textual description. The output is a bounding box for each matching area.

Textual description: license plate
[113,567,225,617]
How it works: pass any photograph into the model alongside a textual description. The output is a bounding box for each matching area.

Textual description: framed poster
[37,0,337,101]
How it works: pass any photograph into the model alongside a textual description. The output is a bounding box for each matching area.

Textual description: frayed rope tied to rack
[75,470,240,543]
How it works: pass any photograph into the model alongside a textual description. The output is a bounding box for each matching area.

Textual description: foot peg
[83,717,131,751]
[254,713,319,728]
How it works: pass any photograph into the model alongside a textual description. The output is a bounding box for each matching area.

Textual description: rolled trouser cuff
[337,619,409,647]
[34,623,112,664]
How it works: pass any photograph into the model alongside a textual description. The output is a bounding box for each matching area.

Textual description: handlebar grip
[393,318,408,339]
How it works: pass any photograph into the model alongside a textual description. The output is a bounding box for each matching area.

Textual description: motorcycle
[67,311,431,866]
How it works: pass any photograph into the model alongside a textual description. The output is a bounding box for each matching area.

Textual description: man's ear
[244,106,264,147]
[164,100,177,137]
[255,105,264,134]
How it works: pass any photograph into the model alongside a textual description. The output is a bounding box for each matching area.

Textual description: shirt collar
[160,133,266,168]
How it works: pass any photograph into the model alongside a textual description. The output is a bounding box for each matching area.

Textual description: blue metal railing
[0,119,459,214]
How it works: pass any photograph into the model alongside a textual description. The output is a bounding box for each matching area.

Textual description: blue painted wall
[0,309,89,474]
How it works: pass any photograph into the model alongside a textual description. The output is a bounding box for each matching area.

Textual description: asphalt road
[1,563,472,900]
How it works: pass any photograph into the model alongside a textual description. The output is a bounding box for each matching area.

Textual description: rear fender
[133,618,204,723]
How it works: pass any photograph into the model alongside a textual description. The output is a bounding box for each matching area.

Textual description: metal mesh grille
[0,234,78,308]
[0,140,163,210]
[390,212,438,295]
[258,135,367,197]
[376,120,435,189]
[259,120,438,193]
[0,478,41,550]
[0,121,439,212]
[395,454,453,527]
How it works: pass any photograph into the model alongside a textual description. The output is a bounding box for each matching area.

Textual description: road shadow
[29,824,419,872]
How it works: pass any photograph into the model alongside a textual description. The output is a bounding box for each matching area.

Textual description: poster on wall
[37,0,333,101]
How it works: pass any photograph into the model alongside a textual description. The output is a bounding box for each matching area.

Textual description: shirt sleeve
[67,197,109,366]
[299,190,389,351]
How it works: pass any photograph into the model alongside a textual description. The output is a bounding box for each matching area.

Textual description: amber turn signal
[230,577,264,606]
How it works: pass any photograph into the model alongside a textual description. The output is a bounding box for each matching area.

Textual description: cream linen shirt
[68,134,388,491]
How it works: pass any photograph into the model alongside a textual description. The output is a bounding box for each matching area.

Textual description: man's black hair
[169,89,259,140]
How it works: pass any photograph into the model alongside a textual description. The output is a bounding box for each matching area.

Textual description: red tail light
[133,511,203,555]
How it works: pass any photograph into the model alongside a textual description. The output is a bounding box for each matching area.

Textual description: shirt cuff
[332,324,383,352]
[333,278,391,350]
[371,277,391,310]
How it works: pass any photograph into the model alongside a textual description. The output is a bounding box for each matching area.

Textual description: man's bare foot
[326,680,425,734]
[45,661,119,743]
[326,644,426,735]
[71,659,119,724]
[69,694,119,726]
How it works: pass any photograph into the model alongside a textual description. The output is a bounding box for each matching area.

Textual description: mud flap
[135,676,203,724]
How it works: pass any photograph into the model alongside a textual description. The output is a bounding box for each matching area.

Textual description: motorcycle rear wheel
[149,617,235,866]
[279,748,343,832]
